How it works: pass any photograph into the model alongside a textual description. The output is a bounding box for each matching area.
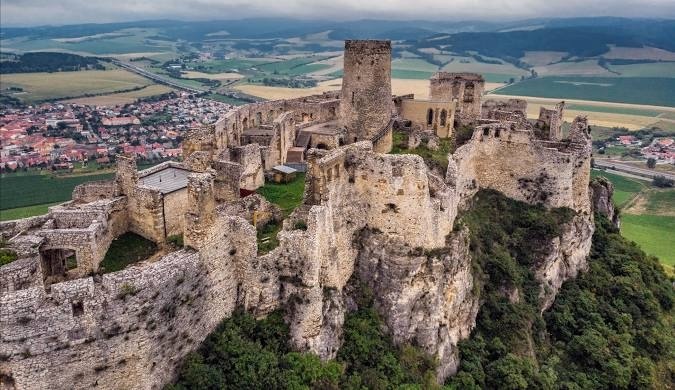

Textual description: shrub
[0,248,18,266]
[167,234,184,248]
[653,175,674,188]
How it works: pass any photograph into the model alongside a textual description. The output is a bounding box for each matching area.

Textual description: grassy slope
[591,170,675,269]
[620,214,675,266]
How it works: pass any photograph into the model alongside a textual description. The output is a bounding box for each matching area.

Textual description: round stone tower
[340,40,392,144]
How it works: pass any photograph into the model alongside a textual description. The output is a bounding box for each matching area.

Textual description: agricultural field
[533,60,612,76]
[181,71,243,80]
[0,202,62,222]
[441,56,529,83]
[63,84,175,106]
[191,58,278,74]
[0,69,154,102]
[1,28,177,56]
[591,170,675,269]
[608,62,675,78]
[0,171,114,212]
[493,76,675,107]
[254,55,333,76]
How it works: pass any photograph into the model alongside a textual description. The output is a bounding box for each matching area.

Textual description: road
[594,159,675,181]
[111,60,206,93]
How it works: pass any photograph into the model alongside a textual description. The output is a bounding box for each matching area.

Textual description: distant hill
[0,52,104,74]
[2,17,674,64]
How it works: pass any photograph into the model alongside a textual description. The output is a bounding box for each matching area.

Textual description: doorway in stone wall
[40,248,77,283]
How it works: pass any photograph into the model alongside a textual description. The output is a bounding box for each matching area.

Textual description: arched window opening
[440,109,447,126]
[427,108,434,126]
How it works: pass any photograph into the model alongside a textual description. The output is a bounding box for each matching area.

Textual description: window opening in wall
[440,109,447,126]
[427,108,433,125]
[72,301,84,317]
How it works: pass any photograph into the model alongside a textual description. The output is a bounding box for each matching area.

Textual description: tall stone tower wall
[340,40,392,144]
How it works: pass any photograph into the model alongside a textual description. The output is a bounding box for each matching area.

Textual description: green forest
[169,188,674,389]
[0,52,104,74]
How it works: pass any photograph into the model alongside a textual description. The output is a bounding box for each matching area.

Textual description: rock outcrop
[590,176,620,227]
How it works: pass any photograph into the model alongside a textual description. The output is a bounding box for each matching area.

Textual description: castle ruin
[1,40,603,389]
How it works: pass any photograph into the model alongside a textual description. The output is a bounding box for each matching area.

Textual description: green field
[620,214,675,266]
[643,190,675,214]
[255,56,331,76]
[609,62,675,78]
[0,202,62,221]
[391,69,434,79]
[0,172,113,210]
[0,69,154,102]
[566,103,664,117]
[494,76,675,107]
[592,170,675,269]
[391,58,439,72]
[193,58,277,73]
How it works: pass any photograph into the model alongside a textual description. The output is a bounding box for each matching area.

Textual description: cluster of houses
[610,135,675,164]
[0,94,232,172]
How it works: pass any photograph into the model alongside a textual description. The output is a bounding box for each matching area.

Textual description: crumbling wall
[429,72,484,123]
[163,189,188,238]
[451,120,592,213]
[0,256,42,295]
[126,185,165,243]
[72,180,117,203]
[231,144,264,191]
[114,156,138,196]
[213,94,340,156]
[212,160,242,203]
[481,98,527,118]
[0,248,242,390]
[535,101,565,141]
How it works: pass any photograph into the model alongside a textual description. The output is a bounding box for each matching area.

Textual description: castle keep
[1,40,601,389]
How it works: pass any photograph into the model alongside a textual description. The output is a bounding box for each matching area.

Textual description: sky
[2,0,675,27]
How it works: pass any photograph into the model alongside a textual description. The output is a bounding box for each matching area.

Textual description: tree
[653,175,674,188]
[646,158,657,169]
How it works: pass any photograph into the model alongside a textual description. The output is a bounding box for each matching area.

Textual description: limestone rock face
[351,227,479,380]
[535,214,595,310]
[590,176,619,227]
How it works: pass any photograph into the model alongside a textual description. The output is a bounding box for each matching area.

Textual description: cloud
[1,0,674,26]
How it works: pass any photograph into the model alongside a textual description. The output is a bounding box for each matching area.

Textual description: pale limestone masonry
[430,72,485,124]
[1,39,598,390]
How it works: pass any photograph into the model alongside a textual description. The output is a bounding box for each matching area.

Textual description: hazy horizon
[2,0,675,28]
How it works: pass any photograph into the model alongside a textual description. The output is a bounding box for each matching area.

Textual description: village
[0,92,232,172]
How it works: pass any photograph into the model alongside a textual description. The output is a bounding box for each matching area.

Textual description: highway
[111,60,206,93]
[594,159,675,181]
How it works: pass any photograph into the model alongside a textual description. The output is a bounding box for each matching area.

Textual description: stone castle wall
[0,248,242,390]
[399,98,456,138]
[340,40,393,143]
[429,72,484,123]
[451,118,592,213]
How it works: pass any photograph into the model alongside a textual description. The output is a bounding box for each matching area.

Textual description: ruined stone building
[1,40,610,390]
